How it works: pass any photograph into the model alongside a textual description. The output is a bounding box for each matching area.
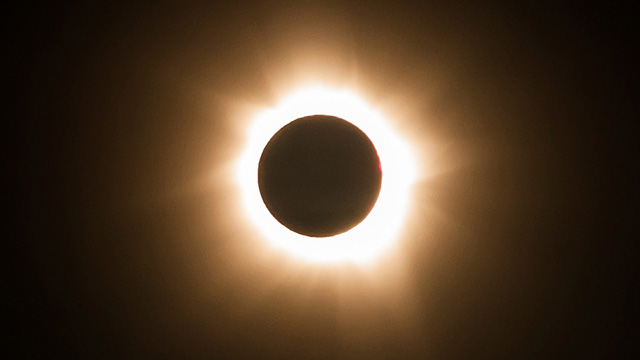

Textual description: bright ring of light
[237,87,417,263]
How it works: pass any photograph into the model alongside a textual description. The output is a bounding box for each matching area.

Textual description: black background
[7,0,637,358]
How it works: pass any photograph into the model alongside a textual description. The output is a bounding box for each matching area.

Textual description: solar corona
[237,87,417,263]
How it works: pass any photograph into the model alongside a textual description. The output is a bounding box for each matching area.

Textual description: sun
[236,87,417,264]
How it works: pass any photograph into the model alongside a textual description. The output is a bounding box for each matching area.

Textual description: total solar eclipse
[258,115,382,237]
[238,87,416,262]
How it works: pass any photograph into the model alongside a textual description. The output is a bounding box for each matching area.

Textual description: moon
[258,115,382,237]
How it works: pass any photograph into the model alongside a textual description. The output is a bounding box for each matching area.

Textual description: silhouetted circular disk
[258,115,382,237]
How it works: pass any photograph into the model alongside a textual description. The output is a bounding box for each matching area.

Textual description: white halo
[236,87,417,263]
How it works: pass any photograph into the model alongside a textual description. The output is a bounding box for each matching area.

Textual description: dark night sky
[7,0,637,358]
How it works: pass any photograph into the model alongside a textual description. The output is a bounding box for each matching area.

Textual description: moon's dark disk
[258,115,382,237]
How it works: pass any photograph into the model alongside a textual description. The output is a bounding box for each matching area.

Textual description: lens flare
[237,87,417,263]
